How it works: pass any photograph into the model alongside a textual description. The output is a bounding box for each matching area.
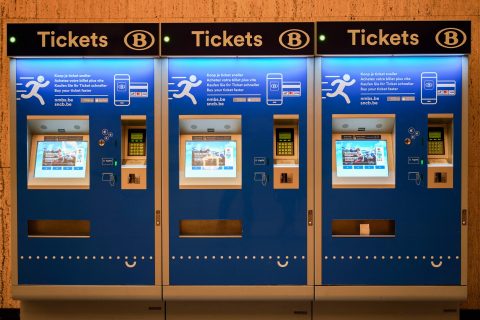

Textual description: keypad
[428,141,444,155]
[129,142,145,156]
[277,141,294,156]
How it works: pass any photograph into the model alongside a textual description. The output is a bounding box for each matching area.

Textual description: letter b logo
[443,31,459,46]
[287,32,302,47]
[132,33,147,48]
[279,29,310,50]
[124,30,155,51]
[435,28,467,49]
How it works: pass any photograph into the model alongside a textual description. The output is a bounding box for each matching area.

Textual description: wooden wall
[0,0,479,309]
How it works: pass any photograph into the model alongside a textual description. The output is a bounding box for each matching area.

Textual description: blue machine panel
[16,59,155,285]
[321,57,463,285]
[168,58,308,285]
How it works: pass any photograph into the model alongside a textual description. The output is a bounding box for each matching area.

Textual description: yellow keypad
[129,142,145,156]
[428,141,444,155]
[277,141,294,156]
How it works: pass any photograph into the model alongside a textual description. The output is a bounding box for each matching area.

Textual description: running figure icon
[326,74,356,104]
[173,75,202,105]
[21,75,50,105]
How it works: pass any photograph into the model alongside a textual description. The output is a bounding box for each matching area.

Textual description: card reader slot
[332,219,395,237]
[28,219,90,238]
[179,219,242,238]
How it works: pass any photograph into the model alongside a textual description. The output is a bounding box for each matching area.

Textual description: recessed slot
[434,172,447,183]
[28,220,90,238]
[332,219,395,237]
[179,219,242,238]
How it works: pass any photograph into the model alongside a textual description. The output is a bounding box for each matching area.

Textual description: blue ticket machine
[7,20,163,304]
[161,23,315,299]
[314,21,470,320]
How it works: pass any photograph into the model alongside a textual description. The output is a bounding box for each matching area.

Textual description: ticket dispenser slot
[26,116,90,189]
[121,115,147,189]
[273,115,299,189]
[331,115,396,188]
[427,114,453,189]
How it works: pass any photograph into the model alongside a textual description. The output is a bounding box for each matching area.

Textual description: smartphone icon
[421,72,437,105]
[266,73,283,106]
[114,74,130,106]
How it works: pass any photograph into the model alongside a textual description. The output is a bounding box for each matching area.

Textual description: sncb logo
[279,29,310,50]
[124,30,155,51]
[435,28,467,49]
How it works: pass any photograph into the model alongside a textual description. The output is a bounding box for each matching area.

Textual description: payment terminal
[428,127,445,156]
[273,115,299,189]
[276,128,295,156]
[427,114,453,188]
[121,116,147,189]
[127,128,146,157]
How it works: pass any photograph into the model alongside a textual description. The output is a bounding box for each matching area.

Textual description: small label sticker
[408,157,420,165]
[102,158,114,166]
[254,157,267,165]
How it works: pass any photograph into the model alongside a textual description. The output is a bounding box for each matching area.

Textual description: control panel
[121,116,147,189]
[273,115,299,189]
[428,127,445,155]
[128,128,146,157]
[427,114,453,188]
[276,128,295,156]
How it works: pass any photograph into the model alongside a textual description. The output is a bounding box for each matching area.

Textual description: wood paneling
[0,0,479,310]
[0,168,14,308]
[467,165,480,308]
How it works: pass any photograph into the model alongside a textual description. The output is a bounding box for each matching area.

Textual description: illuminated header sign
[7,23,159,56]
[7,21,471,56]
[161,22,314,56]
[316,21,471,54]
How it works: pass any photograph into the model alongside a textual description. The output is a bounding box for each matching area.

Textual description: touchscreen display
[34,140,88,178]
[336,140,389,177]
[185,140,237,178]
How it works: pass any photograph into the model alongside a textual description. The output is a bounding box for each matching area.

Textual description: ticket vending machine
[9,52,161,318]
[12,58,157,286]
[163,57,312,292]
[318,57,466,285]
[161,23,315,310]
[315,20,469,320]
[316,57,467,320]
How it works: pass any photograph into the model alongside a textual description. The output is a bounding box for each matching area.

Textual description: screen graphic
[336,140,388,177]
[34,140,88,178]
[185,140,237,178]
